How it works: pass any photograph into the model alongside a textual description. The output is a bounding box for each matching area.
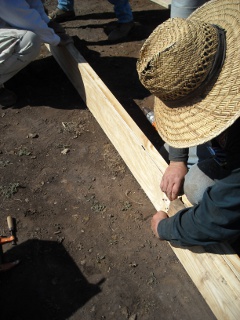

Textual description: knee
[183,164,215,205]
[19,31,41,62]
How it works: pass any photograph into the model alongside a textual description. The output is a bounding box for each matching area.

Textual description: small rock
[61,148,70,155]
[28,133,39,139]
[90,305,96,313]
[129,262,138,268]
[80,260,86,266]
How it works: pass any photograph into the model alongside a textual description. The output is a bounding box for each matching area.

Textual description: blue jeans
[58,0,74,11]
[58,0,133,23]
[108,0,133,23]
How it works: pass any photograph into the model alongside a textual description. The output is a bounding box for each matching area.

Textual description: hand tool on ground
[0,216,20,272]
[7,215,17,245]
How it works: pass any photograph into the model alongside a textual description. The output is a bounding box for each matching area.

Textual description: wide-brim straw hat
[137,0,240,148]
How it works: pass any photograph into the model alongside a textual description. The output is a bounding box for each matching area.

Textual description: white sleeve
[0,0,60,46]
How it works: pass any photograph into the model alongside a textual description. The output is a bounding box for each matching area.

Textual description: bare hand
[160,161,188,201]
[151,211,168,239]
[58,33,73,46]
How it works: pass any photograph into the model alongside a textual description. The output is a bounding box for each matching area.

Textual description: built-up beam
[46,43,240,320]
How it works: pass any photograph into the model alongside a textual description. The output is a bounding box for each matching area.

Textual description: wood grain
[46,43,240,319]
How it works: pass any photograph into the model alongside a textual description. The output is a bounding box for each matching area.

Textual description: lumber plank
[46,43,169,212]
[150,0,171,9]
[46,43,240,320]
[169,200,240,319]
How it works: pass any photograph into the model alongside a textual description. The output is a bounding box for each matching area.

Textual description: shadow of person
[4,36,164,151]
[0,239,104,319]
[4,53,84,111]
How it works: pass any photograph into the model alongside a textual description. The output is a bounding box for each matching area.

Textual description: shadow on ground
[0,239,104,319]
[5,7,169,154]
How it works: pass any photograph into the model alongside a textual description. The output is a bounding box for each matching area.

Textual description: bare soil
[0,1,216,319]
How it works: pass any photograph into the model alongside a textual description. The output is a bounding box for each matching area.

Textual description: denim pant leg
[108,0,133,23]
[0,30,41,86]
[184,159,231,205]
[58,0,74,11]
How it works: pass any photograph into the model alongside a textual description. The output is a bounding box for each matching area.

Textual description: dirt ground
[0,1,217,319]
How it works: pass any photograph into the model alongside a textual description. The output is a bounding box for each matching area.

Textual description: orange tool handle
[0,236,15,245]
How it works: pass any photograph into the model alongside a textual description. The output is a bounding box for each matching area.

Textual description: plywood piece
[46,43,240,320]
[150,0,171,9]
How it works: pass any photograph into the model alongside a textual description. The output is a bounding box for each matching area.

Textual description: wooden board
[46,43,240,320]
[150,0,171,9]
[45,43,170,212]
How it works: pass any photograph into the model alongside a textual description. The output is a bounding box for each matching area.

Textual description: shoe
[108,21,135,42]
[104,21,118,34]
[0,87,17,107]
[49,8,75,22]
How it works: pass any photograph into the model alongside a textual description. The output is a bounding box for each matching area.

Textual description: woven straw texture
[137,19,219,100]
[138,0,240,148]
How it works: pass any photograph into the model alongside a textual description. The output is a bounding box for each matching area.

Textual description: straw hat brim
[154,0,240,148]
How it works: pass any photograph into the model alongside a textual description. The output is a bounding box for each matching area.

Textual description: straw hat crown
[137,18,219,101]
[137,0,240,148]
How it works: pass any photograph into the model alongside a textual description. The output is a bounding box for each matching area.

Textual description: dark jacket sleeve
[169,146,189,162]
[158,169,240,246]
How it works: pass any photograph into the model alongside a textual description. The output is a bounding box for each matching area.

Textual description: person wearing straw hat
[137,0,240,246]
[160,0,210,204]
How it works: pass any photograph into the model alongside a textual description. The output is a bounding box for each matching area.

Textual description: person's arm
[0,0,60,46]
[27,0,50,23]
[154,169,240,246]
[168,146,189,163]
[160,146,188,201]
[27,0,69,39]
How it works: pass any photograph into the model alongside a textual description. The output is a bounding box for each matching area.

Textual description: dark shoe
[0,87,17,107]
[108,21,135,42]
[49,8,75,22]
[104,21,119,34]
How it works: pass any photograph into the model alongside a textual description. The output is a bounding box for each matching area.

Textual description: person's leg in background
[0,30,41,107]
[109,0,133,23]
[170,0,208,18]
[183,158,231,205]
[107,0,134,42]
[49,0,75,22]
